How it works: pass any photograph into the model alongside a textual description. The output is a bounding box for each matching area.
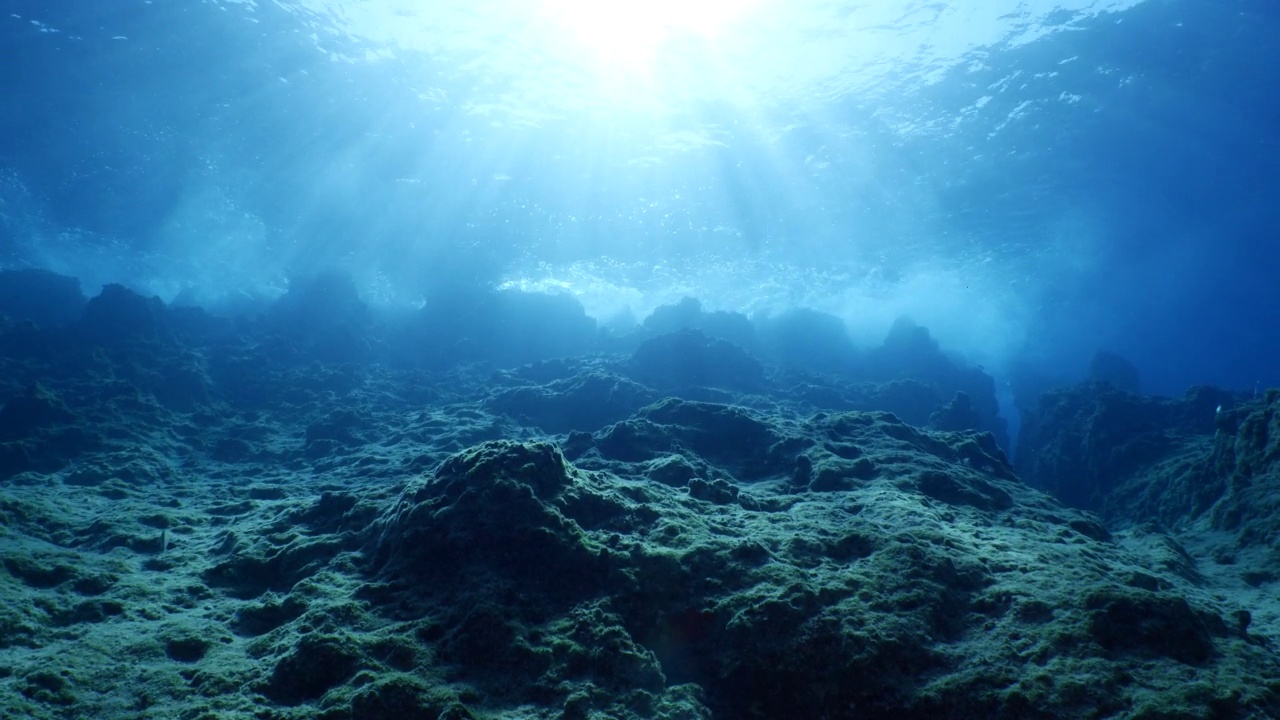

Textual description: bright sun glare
[544,0,747,69]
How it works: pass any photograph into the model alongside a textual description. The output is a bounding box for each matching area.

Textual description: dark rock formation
[1015,382,1234,518]
[866,318,1009,449]
[754,307,860,375]
[0,383,97,478]
[642,296,755,351]
[265,270,374,364]
[626,330,766,392]
[1088,350,1142,394]
[1202,389,1280,549]
[0,269,85,328]
[79,284,171,346]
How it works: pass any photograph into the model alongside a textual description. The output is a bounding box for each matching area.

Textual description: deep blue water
[2,0,1278,399]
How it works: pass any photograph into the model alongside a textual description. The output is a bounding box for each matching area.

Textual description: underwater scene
[2,1,1279,718]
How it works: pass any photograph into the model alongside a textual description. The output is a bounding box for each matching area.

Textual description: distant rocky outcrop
[1087,350,1143,394]
[0,268,86,328]
[629,301,1009,450]
[1015,381,1235,521]
[626,329,766,393]
[865,318,1008,449]
[264,270,375,364]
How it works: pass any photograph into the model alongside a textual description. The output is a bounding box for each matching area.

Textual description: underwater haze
[9,2,1280,719]
[4,0,1277,396]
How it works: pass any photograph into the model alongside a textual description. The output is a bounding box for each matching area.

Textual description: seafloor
[2,269,1278,719]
